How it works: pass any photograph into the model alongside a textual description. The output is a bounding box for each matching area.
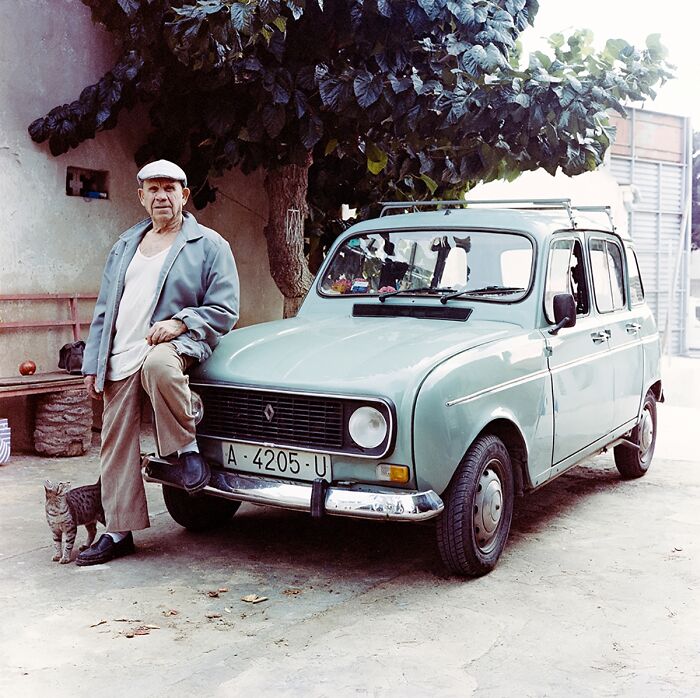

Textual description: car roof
[344,205,630,242]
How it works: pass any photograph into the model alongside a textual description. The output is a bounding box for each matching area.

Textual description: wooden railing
[0,293,97,341]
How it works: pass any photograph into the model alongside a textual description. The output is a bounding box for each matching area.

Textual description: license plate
[222,442,332,482]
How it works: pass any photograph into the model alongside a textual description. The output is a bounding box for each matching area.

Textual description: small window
[590,238,626,313]
[544,238,589,323]
[628,248,645,305]
[66,166,109,199]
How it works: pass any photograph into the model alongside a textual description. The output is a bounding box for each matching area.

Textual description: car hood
[192,314,516,402]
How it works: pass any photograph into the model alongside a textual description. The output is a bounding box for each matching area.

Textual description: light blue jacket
[83,212,240,391]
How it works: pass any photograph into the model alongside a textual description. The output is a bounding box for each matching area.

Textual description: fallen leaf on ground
[207,590,220,598]
[125,625,154,638]
[206,612,222,619]
[90,620,107,628]
[283,588,302,596]
[241,594,268,604]
[673,547,683,552]
[218,587,229,593]
[114,618,141,623]
[224,607,232,614]
[163,609,179,617]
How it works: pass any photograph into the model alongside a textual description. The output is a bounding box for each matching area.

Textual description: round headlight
[190,390,204,425]
[348,406,387,449]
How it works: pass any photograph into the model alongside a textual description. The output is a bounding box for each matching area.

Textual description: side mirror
[549,293,576,335]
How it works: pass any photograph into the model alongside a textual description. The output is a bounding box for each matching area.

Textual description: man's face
[138,178,190,227]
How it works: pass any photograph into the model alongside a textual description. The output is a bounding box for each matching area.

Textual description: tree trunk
[263,153,315,318]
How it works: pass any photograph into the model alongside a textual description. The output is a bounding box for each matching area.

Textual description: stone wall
[34,390,92,457]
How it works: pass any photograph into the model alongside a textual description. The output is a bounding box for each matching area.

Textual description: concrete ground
[0,357,698,698]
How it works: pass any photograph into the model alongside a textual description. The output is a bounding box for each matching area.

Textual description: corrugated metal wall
[609,109,692,355]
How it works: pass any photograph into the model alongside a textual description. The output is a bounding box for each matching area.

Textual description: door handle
[591,331,608,343]
[626,322,641,334]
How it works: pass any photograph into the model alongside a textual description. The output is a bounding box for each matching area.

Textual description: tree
[29,0,672,315]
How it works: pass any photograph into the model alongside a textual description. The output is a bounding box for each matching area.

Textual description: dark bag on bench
[58,341,85,374]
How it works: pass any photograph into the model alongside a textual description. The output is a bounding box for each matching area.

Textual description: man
[77,159,239,566]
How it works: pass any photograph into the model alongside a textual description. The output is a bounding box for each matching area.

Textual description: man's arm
[82,249,116,394]
[171,241,240,345]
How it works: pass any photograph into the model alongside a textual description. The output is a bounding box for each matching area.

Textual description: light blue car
[145,199,662,577]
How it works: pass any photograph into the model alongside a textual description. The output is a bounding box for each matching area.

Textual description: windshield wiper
[440,286,526,304]
[378,286,456,302]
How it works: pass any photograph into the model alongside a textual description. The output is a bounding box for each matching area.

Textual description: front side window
[319,229,534,301]
[544,238,589,323]
[590,238,626,313]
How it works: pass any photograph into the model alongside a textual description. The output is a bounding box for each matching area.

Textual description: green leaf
[117,0,140,18]
[366,142,388,175]
[324,138,338,155]
[549,32,565,49]
[230,3,256,34]
[645,33,668,60]
[300,113,323,149]
[353,70,383,108]
[262,103,286,138]
[419,172,438,194]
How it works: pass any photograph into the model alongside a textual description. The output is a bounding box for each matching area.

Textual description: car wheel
[162,484,240,531]
[614,390,657,479]
[436,434,514,577]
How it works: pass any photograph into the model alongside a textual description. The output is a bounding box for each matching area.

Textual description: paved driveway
[1,358,698,697]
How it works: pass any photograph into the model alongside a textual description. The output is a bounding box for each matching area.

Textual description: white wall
[0,0,282,378]
[469,167,629,233]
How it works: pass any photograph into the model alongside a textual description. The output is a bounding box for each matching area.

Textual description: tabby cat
[44,480,104,564]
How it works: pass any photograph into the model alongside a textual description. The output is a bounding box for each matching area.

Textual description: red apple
[19,360,36,376]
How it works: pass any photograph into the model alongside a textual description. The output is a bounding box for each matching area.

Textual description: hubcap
[474,459,504,552]
[639,406,654,459]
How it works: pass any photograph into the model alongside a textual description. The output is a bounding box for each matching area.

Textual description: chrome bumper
[143,457,444,522]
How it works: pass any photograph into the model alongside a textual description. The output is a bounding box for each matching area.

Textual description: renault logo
[264,404,275,422]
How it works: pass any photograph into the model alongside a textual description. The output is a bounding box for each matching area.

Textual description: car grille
[195,385,345,450]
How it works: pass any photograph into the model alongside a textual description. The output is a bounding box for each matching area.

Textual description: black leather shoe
[76,533,135,566]
[180,451,210,493]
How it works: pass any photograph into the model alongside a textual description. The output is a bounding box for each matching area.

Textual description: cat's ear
[44,479,53,491]
[57,481,70,494]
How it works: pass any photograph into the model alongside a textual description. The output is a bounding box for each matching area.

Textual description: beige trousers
[100,343,195,531]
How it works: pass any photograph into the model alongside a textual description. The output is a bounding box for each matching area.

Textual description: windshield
[319,229,533,301]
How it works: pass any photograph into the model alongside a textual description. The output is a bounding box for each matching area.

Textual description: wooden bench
[0,293,97,454]
[0,292,96,395]
[0,371,85,398]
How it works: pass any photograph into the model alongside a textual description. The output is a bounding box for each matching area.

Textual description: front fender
[412,331,553,496]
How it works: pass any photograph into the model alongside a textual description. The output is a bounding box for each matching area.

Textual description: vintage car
[144,198,662,577]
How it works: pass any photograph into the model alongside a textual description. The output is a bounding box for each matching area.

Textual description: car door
[588,235,644,429]
[542,235,615,465]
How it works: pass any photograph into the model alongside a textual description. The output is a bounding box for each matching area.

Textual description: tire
[436,434,514,577]
[614,390,657,479]
[162,485,240,531]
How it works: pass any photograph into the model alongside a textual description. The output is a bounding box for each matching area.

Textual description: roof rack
[379,198,616,231]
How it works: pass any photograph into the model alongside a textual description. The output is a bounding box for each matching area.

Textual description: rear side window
[628,248,645,305]
[544,238,589,323]
[589,238,626,313]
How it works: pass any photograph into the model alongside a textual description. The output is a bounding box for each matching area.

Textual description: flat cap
[137,159,188,187]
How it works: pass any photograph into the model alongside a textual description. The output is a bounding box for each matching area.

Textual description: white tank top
[106,245,171,381]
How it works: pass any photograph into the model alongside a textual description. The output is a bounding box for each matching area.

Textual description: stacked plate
[0,418,10,464]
